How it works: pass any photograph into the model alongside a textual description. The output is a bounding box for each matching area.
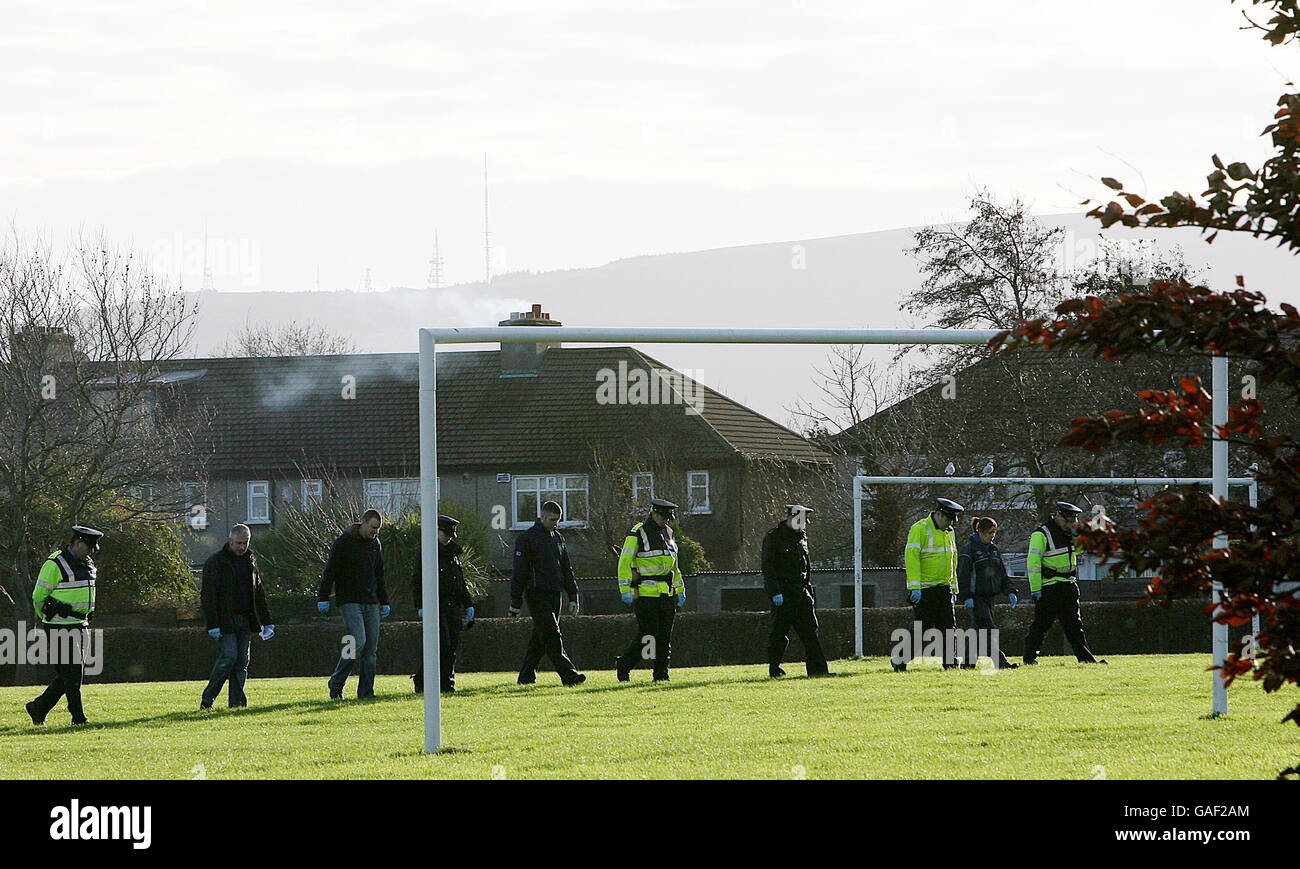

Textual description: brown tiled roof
[151,347,829,475]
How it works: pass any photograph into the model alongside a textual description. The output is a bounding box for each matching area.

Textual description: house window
[247,481,271,524]
[512,474,588,528]
[631,472,654,508]
[301,479,324,512]
[686,470,711,514]
[364,477,422,517]
[182,482,207,530]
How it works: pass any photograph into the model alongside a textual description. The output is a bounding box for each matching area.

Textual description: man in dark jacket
[411,514,475,693]
[200,524,275,708]
[319,510,389,699]
[762,505,830,678]
[957,517,1018,670]
[509,500,584,686]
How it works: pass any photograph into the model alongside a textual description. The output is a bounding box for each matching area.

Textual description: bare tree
[214,317,358,357]
[0,232,209,626]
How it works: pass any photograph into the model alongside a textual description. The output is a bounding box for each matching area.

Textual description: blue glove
[381,605,391,619]
[1008,593,1018,609]
[676,593,686,607]
[621,592,634,605]
[909,589,922,604]
[772,594,784,606]
[466,606,475,621]
[207,628,221,639]
[964,598,975,610]
[417,608,424,618]
[1031,590,1042,601]
[260,625,275,641]
[317,601,330,614]
[567,600,580,616]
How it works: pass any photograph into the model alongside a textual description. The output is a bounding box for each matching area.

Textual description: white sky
[2,0,1296,291]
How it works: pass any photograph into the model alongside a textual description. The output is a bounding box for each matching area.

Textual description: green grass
[1,655,1295,779]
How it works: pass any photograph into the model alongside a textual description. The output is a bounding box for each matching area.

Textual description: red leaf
[1101,177,1123,190]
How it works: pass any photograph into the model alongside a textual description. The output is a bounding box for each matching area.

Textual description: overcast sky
[2,0,1296,293]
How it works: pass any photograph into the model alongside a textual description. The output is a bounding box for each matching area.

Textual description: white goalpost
[852,475,1258,711]
[418,326,1237,752]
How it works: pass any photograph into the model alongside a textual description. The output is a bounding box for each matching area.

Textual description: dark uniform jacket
[957,534,1014,600]
[510,520,579,607]
[411,540,473,610]
[318,522,389,606]
[202,543,273,633]
[761,522,813,601]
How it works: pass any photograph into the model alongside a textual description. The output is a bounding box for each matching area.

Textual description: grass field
[1,655,1295,779]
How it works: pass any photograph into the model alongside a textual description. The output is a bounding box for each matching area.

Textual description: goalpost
[418,326,1237,752]
[852,475,1258,709]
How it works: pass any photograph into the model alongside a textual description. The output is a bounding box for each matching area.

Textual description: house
[149,306,835,572]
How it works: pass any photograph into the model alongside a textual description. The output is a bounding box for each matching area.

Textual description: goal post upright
[418,324,1235,752]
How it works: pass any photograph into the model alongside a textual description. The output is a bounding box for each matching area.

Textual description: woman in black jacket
[956,517,1019,670]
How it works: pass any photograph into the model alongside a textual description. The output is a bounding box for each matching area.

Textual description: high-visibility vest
[617,521,684,599]
[904,515,957,591]
[1027,524,1077,593]
[33,548,96,625]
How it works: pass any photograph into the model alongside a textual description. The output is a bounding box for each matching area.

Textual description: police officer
[615,498,686,682]
[25,526,102,726]
[509,500,585,686]
[895,498,962,672]
[763,505,831,678]
[1022,501,1106,665]
[411,514,476,694]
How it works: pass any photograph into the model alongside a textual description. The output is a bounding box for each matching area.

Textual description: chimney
[498,304,562,377]
[10,325,77,365]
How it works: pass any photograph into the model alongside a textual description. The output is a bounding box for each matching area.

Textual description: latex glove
[772,594,785,607]
[964,598,975,610]
[465,606,475,621]
[508,604,521,617]
[1008,593,1018,609]
[260,625,275,641]
[207,628,221,639]
[317,601,330,614]
[380,605,391,619]
[621,591,634,606]
[417,608,424,618]
[909,589,922,605]
[676,593,686,607]
[1031,590,1042,602]
[567,599,580,616]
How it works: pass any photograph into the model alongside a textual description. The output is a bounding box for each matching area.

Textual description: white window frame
[686,470,711,515]
[631,471,654,507]
[364,477,422,518]
[247,480,271,524]
[301,479,324,513]
[511,474,589,529]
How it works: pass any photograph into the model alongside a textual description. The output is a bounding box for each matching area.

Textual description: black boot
[615,656,630,682]
[25,700,45,726]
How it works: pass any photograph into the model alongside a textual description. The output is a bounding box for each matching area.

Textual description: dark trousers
[30,624,88,724]
[202,614,252,707]
[618,595,676,678]
[413,606,463,692]
[963,595,1013,667]
[767,593,829,675]
[1023,580,1097,662]
[519,588,580,683]
[900,585,957,668]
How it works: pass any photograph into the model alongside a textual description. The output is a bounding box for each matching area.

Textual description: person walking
[509,501,585,686]
[411,514,475,693]
[956,516,1018,670]
[26,526,102,727]
[319,509,391,699]
[762,504,830,678]
[614,498,686,682]
[200,524,276,709]
[1022,501,1106,665]
[894,497,963,672]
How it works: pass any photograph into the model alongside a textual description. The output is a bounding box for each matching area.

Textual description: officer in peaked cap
[762,504,831,677]
[1021,501,1106,665]
[894,498,964,672]
[26,526,103,726]
[411,514,476,693]
[615,498,687,682]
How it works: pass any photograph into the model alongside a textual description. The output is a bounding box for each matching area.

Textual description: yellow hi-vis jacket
[1027,523,1078,593]
[618,520,684,599]
[904,514,957,591]
[33,548,97,626]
